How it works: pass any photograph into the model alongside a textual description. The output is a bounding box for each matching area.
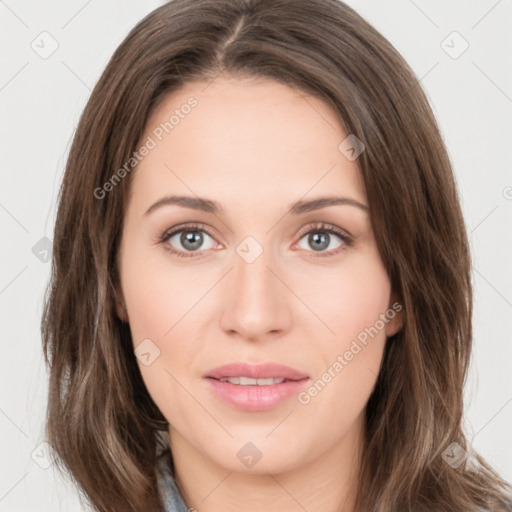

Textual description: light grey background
[1,1,511,510]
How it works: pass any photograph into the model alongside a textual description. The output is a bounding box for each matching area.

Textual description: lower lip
[205,377,309,412]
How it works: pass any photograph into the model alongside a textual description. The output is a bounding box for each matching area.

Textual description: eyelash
[158,222,354,259]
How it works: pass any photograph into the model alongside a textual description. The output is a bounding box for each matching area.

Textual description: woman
[41,0,512,511]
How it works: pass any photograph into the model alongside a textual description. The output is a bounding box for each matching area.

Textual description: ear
[113,280,129,323]
[115,297,129,323]
[385,292,404,337]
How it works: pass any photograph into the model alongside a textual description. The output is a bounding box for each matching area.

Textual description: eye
[158,221,353,259]
[159,223,218,258]
[295,222,354,257]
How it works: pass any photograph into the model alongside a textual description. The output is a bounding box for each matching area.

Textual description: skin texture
[116,76,403,512]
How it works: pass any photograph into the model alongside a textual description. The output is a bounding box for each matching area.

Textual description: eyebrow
[144,194,369,217]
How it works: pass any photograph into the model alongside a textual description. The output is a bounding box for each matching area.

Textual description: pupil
[181,231,203,251]
[310,232,329,251]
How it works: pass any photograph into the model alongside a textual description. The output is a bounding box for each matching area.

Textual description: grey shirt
[156,449,190,512]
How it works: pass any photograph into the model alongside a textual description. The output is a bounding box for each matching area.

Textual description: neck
[167,416,364,512]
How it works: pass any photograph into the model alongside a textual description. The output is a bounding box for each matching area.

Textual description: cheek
[120,244,206,388]
[120,249,199,418]
[295,248,391,415]
[120,244,196,342]
[298,246,392,344]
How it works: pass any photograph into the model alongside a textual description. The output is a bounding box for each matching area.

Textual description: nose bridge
[219,235,291,340]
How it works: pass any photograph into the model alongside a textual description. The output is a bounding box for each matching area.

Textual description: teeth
[218,377,286,385]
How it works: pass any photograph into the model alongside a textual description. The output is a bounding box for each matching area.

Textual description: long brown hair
[41,0,512,510]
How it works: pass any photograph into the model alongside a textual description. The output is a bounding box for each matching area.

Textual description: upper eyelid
[162,222,213,240]
[161,221,352,247]
[296,221,351,238]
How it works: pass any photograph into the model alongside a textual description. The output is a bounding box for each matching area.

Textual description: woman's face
[116,76,402,474]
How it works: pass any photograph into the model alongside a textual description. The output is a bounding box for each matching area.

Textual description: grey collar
[156,449,190,512]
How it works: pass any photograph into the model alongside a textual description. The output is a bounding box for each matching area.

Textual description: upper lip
[205,362,309,381]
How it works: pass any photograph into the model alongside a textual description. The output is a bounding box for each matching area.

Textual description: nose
[219,240,292,343]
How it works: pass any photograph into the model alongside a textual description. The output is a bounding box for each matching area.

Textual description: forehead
[129,76,367,213]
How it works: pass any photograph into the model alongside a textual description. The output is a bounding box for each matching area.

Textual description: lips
[205,362,309,381]
[204,362,310,411]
